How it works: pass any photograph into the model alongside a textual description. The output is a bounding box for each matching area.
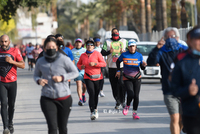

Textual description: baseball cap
[86,38,94,45]
[128,39,136,46]
[190,27,200,39]
[75,38,82,43]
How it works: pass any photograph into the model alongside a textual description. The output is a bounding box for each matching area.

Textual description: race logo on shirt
[123,58,141,66]
[0,53,14,77]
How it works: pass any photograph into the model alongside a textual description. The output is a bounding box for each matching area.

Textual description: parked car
[136,42,162,80]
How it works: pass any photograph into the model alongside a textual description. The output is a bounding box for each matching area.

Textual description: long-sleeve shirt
[34,53,79,99]
[77,50,106,81]
[171,50,200,117]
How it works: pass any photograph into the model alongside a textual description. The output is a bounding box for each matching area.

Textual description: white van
[103,30,140,43]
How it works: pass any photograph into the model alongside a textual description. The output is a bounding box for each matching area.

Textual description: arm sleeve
[171,62,190,99]
[16,48,23,61]
[62,57,79,81]
[101,41,111,56]
[140,55,145,70]
[116,54,123,70]
[77,55,83,70]
[95,52,106,67]
[147,46,161,66]
[33,61,42,83]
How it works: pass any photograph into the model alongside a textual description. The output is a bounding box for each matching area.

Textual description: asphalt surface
[0,64,174,134]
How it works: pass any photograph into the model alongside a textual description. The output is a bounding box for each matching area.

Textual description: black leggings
[40,96,72,134]
[124,79,141,111]
[182,111,200,134]
[109,68,125,105]
[84,79,101,113]
[0,81,17,129]
[99,67,105,91]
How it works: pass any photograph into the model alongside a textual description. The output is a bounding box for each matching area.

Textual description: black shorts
[28,58,35,64]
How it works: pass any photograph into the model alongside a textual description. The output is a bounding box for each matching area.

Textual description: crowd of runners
[0,26,200,134]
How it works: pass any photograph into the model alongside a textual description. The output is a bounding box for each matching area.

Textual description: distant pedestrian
[26,42,35,71]
[0,35,25,134]
[32,44,43,62]
[77,38,106,120]
[171,26,200,134]
[34,37,79,134]
[116,39,147,119]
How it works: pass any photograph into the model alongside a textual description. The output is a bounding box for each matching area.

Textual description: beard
[1,45,9,51]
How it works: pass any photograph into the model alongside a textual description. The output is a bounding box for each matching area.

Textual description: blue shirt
[118,51,143,77]
[72,47,86,72]
[62,47,74,61]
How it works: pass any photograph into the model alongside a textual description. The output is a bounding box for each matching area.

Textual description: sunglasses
[87,43,94,46]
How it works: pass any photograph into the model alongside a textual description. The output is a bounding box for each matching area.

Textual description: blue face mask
[192,49,200,56]
[165,38,179,51]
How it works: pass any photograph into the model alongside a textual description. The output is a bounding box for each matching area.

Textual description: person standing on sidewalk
[72,38,87,106]
[171,26,200,134]
[77,38,106,120]
[0,35,25,134]
[147,27,188,134]
[93,37,105,97]
[116,39,147,119]
[34,37,79,134]
[101,28,128,109]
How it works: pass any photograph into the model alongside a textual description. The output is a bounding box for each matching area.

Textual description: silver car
[136,42,162,79]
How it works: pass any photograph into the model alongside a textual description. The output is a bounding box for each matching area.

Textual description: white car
[136,42,162,79]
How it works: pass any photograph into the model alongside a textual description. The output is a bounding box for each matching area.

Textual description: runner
[147,27,188,134]
[19,44,26,61]
[72,38,87,106]
[171,26,200,134]
[0,35,25,134]
[32,44,43,62]
[116,39,147,119]
[77,38,106,120]
[25,42,35,71]
[34,37,79,134]
[93,37,106,97]
[101,28,128,109]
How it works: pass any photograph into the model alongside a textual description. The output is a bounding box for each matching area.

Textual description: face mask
[46,49,56,56]
[192,49,200,56]
[165,38,179,51]
[112,33,119,40]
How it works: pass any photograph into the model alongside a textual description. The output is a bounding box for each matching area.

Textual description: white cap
[128,39,136,46]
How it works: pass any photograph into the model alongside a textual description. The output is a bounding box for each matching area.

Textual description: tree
[0,0,51,22]
[171,0,178,27]
[140,0,146,33]
[146,0,152,33]
[180,0,188,28]
[162,0,167,29]
[156,0,162,31]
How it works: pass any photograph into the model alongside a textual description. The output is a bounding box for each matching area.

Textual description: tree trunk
[146,0,152,33]
[162,0,167,29]
[156,0,162,31]
[122,10,127,26]
[86,17,90,39]
[80,24,85,39]
[180,0,188,28]
[171,0,178,27]
[105,20,109,31]
[99,18,103,29]
[140,0,146,33]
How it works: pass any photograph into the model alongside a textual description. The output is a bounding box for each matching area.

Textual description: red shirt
[0,47,23,83]
[77,50,106,81]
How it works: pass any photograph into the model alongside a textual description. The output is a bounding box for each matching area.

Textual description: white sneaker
[99,91,105,97]
[90,112,96,120]
[94,109,99,119]
[3,128,10,134]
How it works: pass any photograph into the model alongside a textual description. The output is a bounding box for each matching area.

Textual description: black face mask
[46,49,56,56]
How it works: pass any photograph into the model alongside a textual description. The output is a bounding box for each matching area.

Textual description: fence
[138,27,193,42]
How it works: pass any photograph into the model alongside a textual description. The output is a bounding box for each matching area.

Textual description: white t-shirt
[26,46,35,59]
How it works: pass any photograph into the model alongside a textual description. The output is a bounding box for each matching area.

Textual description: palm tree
[171,0,178,27]
[146,0,151,33]
[156,0,162,31]
[180,0,187,28]
[140,0,146,33]
[162,0,167,29]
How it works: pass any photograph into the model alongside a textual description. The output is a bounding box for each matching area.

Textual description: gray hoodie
[34,53,79,99]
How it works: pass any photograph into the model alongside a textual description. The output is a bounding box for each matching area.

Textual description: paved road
[0,66,172,134]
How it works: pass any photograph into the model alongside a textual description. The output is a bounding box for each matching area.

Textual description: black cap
[86,38,94,45]
[55,33,64,39]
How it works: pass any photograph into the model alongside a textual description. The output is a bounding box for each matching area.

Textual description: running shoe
[3,128,10,134]
[94,109,99,119]
[123,105,130,116]
[90,112,96,120]
[115,104,120,110]
[8,124,14,134]
[78,100,84,106]
[82,95,86,103]
[99,91,105,97]
[132,112,140,119]
[121,103,126,108]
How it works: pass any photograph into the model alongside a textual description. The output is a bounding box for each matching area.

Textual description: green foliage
[0,0,51,22]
